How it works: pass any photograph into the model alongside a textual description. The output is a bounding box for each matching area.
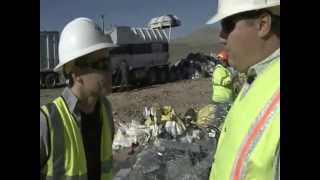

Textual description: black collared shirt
[81,102,101,180]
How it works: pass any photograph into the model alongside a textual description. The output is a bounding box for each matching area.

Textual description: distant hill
[169,26,223,63]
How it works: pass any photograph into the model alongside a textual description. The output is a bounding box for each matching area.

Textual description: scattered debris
[169,52,219,81]
[111,103,229,180]
[112,120,150,150]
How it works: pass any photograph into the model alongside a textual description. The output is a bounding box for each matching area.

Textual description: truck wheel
[148,69,157,85]
[45,74,57,89]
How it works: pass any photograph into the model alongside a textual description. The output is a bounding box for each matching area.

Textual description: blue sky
[40,0,219,39]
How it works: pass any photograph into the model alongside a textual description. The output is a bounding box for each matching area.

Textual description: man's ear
[257,13,273,38]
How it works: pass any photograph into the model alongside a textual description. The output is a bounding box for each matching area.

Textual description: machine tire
[45,73,57,89]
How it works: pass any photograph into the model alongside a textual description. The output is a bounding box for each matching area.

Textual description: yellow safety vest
[210,57,280,180]
[40,96,113,180]
[212,64,233,103]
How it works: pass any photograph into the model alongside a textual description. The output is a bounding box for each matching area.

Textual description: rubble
[154,139,201,154]
[112,104,226,180]
[168,52,247,98]
[169,52,218,81]
[114,168,131,180]
[117,137,217,180]
[196,103,230,131]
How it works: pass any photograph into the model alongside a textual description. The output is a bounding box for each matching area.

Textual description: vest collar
[246,48,280,84]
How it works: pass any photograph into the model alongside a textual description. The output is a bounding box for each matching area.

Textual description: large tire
[45,73,57,89]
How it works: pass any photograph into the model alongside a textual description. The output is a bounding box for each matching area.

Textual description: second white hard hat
[55,17,117,72]
[206,0,280,25]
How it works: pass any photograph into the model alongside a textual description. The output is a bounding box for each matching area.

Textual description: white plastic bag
[164,120,186,138]
[112,120,149,150]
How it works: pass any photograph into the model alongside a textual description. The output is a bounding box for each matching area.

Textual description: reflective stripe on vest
[209,57,280,180]
[231,90,280,180]
[272,141,280,180]
[46,102,66,176]
[41,96,113,180]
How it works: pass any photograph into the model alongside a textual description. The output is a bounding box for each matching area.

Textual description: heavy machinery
[40,31,64,88]
[147,14,181,29]
[106,26,170,88]
[40,26,170,89]
[147,14,181,41]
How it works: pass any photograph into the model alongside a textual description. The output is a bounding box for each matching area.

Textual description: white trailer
[106,26,170,88]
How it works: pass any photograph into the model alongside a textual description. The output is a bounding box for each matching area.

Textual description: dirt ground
[40,78,213,124]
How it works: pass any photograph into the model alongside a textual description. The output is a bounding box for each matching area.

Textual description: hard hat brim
[206,3,280,25]
[54,42,117,72]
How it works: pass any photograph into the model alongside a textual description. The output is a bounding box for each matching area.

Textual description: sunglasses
[75,57,112,71]
[221,10,275,34]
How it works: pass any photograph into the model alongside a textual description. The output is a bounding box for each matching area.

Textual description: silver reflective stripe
[45,174,87,180]
[231,90,280,180]
[47,102,65,176]
[240,102,280,180]
[273,142,280,180]
[101,159,113,173]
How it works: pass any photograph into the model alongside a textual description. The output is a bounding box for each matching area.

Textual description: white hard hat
[55,17,117,72]
[206,0,280,25]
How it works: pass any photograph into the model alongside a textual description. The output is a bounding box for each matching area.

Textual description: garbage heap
[169,52,219,81]
[113,104,229,180]
[169,52,248,98]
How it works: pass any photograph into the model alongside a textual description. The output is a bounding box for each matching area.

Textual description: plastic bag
[112,120,150,150]
[196,104,216,128]
[164,120,186,138]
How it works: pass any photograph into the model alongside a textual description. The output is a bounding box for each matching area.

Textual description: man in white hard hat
[206,0,280,179]
[40,17,117,180]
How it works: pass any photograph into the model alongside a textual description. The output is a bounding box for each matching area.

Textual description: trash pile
[168,52,247,97]
[113,103,230,180]
[169,53,218,81]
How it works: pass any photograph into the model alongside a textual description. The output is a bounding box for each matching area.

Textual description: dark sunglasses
[75,57,111,71]
[221,10,276,34]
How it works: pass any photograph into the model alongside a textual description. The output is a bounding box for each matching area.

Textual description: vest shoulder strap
[42,97,66,176]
